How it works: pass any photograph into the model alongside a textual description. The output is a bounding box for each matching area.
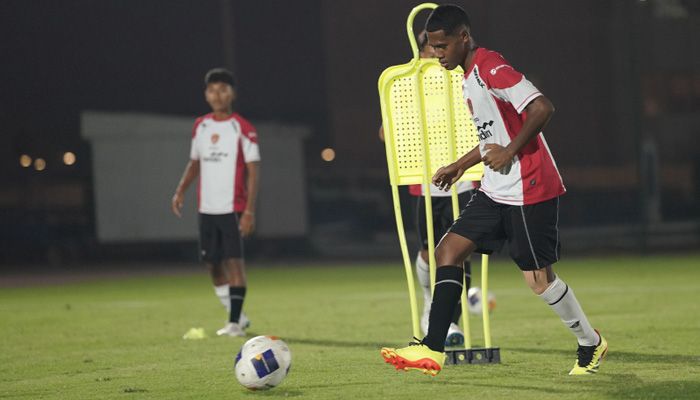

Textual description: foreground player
[381,5,607,376]
[172,68,260,337]
[380,32,475,347]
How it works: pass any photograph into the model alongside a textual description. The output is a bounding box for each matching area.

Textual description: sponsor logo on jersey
[477,120,494,140]
[203,151,229,162]
[473,69,485,88]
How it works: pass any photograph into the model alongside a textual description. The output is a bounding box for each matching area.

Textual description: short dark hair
[204,68,236,88]
[426,4,471,35]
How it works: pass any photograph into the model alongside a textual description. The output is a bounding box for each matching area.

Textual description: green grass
[1,254,700,399]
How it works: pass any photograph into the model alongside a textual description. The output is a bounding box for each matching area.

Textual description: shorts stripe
[519,206,540,269]
[464,191,477,208]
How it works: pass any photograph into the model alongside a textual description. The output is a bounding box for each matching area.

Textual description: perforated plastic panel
[379,59,482,186]
[388,74,422,174]
[449,69,480,163]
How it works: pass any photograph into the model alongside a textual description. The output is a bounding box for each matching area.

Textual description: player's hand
[171,192,184,218]
[239,212,255,238]
[482,144,514,173]
[432,163,465,191]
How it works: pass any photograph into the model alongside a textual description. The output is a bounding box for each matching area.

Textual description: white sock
[214,284,230,312]
[539,276,598,346]
[415,252,432,306]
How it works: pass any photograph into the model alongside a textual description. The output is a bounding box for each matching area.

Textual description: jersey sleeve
[189,138,199,160]
[241,124,261,163]
[483,52,542,114]
[189,118,203,160]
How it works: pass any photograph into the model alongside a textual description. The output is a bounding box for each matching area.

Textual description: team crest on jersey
[211,134,220,144]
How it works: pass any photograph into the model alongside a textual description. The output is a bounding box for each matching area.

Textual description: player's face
[205,82,235,113]
[427,28,469,70]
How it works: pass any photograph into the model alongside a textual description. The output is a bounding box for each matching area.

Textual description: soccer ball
[234,336,291,390]
[467,287,496,314]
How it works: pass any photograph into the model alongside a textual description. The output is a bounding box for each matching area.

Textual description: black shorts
[415,191,474,249]
[198,213,243,263]
[449,191,561,270]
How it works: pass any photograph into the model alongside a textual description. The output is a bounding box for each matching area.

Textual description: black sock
[229,286,246,323]
[451,260,472,324]
[422,265,464,352]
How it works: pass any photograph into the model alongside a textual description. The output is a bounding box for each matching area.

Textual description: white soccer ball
[234,335,291,390]
[467,287,496,314]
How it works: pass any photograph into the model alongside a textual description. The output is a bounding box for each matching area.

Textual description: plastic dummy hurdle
[378,2,499,364]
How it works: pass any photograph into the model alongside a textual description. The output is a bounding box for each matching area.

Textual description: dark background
[1,0,699,267]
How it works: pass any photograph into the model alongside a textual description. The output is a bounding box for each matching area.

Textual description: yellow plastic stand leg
[450,190,472,350]
[481,254,492,348]
[390,184,421,339]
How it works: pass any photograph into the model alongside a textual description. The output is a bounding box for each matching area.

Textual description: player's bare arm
[171,160,200,218]
[432,145,481,191]
[239,161,259,237]
[482,96,555,171]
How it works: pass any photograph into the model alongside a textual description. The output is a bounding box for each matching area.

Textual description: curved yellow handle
[406,3,438,59]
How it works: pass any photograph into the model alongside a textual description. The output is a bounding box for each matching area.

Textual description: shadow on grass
[242,389,304,397]
[424,372,700,398]
[256,335,383,350]
[436,381,582,395]
[295,381,384,391]
[242,381,382,396]
[609,380,700,399]
[508,346,700,365]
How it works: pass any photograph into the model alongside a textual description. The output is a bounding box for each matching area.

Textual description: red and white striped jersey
[190,113,260,214]
[462,47,565,205]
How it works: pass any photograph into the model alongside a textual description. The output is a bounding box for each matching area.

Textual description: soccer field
[2,254,699,399]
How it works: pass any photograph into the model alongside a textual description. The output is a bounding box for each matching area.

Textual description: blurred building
[1,0,698,265]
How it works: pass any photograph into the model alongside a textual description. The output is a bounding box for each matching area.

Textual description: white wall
[81,111,309,242]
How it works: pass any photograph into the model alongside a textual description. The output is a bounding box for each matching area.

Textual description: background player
[172,68,260,337]
[381,5,607,376]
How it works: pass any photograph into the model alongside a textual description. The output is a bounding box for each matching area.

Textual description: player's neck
[212,109,234,121]
[463,46,479,72]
